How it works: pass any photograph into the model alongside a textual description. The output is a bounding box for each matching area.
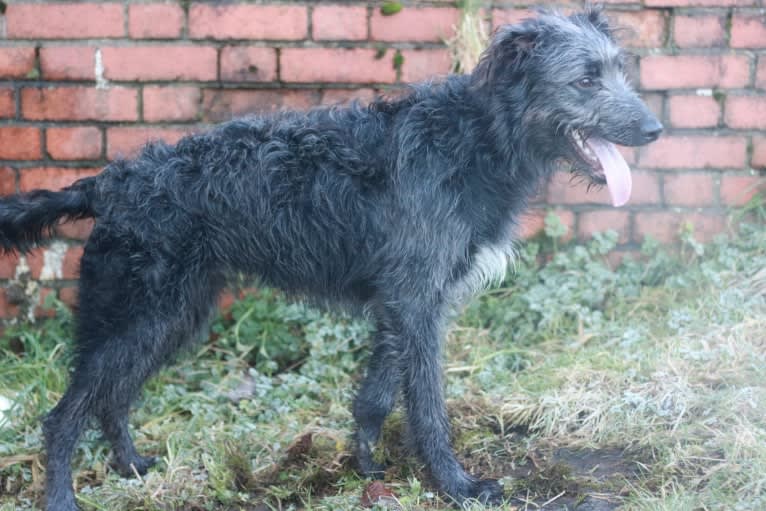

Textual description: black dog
[0,9,661,510]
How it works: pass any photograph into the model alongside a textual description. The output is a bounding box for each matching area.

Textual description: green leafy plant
[380,2,403,16]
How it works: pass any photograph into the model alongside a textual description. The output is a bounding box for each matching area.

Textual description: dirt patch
[248,411,644,510]
[502,447,644,510]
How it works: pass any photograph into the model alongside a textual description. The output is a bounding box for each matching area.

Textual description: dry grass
[447,0,490,74]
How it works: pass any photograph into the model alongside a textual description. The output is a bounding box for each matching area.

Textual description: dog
[0,8,661,510]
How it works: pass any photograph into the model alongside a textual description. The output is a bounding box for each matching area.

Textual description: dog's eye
[576,77,595,88]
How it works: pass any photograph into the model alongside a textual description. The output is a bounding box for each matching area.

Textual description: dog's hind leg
[42,234,220,511]
[86,293,219,479]
[353,325,401,478]
[41,378,94,511]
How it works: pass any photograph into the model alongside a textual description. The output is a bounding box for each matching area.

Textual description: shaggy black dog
[0,9,661,510]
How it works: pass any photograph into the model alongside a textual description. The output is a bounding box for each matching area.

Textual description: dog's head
[473,8,662,206]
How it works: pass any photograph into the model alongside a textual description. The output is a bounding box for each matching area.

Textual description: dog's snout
[640,117,663,143]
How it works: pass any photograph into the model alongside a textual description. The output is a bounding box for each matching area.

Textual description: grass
[0,208,764,511]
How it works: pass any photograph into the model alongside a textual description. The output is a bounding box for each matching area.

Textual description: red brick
[720,174,764,205]
[101,46,217,81]
[189,4,307,40]
[668,95,720,128]
[641,55,750,89]
[129,3,184,39]
[754,136,766,168]
[673,15,726,48]
[518,209,546,239]
[634,211,725,243]
[518,208,575,241]
[0,89,14,119]
[725,96,766,129]
[0,289,20,319]
[57,218,95,241]
[400,49,453,83]
[640,136,746,169]
[35,288,57,318]
[62,246,83,279]
[21,248,44,278]
[29,245,73,281]
[0,48,37,79]
[371,7,459,42]
[202,89,320,122]
[6,3,124,39]
[321,89,377,106]
[578,210,630,243]
[107,127,189,159]
[19,167,100,192]
[492,9,534,29]
[0,167,16,196]
[757,57,766,88]
[547,161,659,205]
[664,172,716,206]
[633,212,677,243]
[610,10,667,48]
[646,0,754,6]
[618,145,638,166]
[629,170,662,205]
[143,86,201,122]
[46,127,102,160]
[0,127,41,160]
[40,47,95,81]
[731,14,766,48]
[281,48,396,84]
[220,47,278,82]
[0,252,19,279]
[22,87,138,121]
[547,171,611,205]
[313,6,368,41]
[59,286,78,308]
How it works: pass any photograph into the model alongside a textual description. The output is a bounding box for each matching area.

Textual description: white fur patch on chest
[462,241,515,294]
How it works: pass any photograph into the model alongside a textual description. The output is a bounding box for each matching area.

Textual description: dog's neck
[466,80,553,214]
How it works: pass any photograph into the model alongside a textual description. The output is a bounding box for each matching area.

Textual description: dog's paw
[113,454,158,477]
[356,456,387,480]
[469,478,504,506]
[446,477,504,507]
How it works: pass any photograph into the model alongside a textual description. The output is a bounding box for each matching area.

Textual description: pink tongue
[585,137,632,207]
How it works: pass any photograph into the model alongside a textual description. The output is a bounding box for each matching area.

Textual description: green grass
[1,213,764,510]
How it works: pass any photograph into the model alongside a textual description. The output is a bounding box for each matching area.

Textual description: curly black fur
[0,9,661,510]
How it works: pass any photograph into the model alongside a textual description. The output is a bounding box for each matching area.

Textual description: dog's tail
[0,177,97,253]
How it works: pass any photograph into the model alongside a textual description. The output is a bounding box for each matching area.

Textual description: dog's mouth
[567,129,632,207]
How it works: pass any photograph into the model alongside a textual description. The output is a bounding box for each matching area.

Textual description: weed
[380,2,403,17]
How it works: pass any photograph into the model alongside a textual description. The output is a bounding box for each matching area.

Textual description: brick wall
[0,1,764,318]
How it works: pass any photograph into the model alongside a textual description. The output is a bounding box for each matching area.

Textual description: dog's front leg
[398,298,504,506]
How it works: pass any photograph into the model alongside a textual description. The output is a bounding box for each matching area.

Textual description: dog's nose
[640,117,663,143]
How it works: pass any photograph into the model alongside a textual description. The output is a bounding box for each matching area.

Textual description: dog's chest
[461,240,515,295]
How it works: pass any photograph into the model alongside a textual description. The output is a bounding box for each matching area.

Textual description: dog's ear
[472,21,540,89]
[580,6,615,40]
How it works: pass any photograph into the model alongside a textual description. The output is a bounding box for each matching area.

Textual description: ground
[0,208,764,511]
